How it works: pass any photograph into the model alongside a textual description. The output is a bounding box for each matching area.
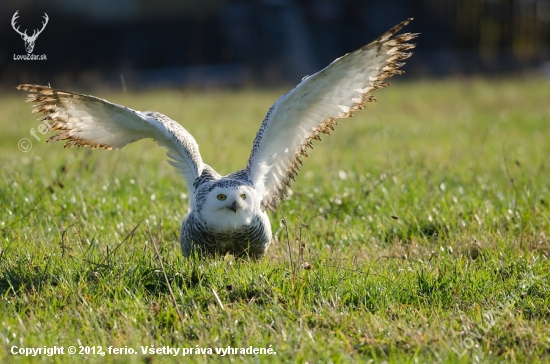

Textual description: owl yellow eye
[240,194,246,200]
[217,194,227,201]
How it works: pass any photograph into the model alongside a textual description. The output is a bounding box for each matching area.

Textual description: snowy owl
[18,19,417,259]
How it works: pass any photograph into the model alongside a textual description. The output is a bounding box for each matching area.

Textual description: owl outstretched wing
[246,18,418,211]
[17,85,204,204]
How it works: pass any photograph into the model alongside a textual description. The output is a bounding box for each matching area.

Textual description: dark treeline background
[1,0,549,90]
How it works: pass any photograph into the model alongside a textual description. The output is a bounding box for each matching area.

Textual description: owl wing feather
[246,18,418,210]
[17,85,204,204]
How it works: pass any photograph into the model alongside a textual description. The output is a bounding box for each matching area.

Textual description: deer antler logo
[12,11,49,54]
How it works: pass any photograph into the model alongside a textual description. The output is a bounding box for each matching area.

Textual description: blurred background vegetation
[1,0,549,90]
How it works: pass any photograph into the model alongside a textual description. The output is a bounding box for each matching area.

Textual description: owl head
[197,180,258,232]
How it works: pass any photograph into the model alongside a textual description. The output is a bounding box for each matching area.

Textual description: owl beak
[228,201,238,213]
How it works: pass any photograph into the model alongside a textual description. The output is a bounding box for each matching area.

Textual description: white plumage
[18,19,417,258]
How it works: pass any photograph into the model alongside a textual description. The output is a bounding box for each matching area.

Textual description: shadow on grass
[0,266,60,295]
[0,256,208,297]
[381,220,443,245]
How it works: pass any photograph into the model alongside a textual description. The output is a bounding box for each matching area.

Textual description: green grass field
[0,78,549,363]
